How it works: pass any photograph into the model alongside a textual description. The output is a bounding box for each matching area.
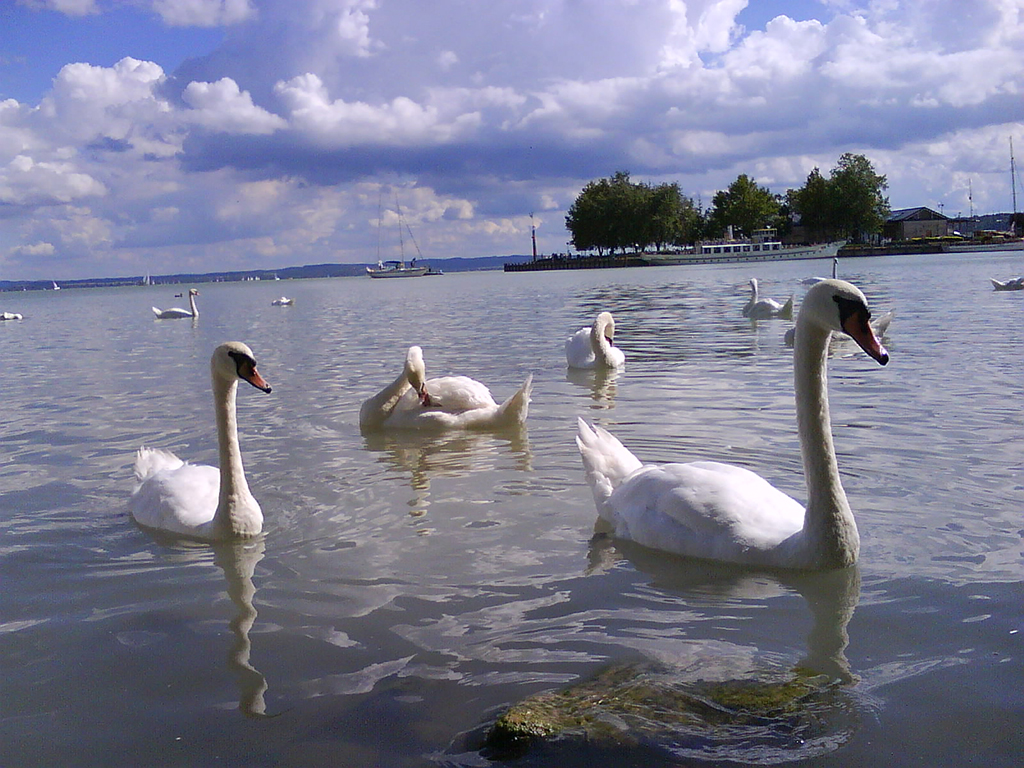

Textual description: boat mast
[395,192,406,263]
[1011,136,1018,217]
[530,213,537,260]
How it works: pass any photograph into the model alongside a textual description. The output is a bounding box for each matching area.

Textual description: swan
[359,345,532,432]
[800,256,840,285]
[130,341,272,540]
[742,278,793,320]
[152,288,199,319]
[271,296,294,306]
[1,311,23,321]
[565,311,625,369]
[990,277,1024,291]
[577,279,889,570]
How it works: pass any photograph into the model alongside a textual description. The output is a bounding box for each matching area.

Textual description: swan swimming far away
[566,311,626,369]
[359,345,532,432]
[990,276,1024,291]
[271,296,294,306]
[1,311,23,320]
[152,288,199,319]
[130,342,272,541]
[743,278,793,320]
[578,279,889,570]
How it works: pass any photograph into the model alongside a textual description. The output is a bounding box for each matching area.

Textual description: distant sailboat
[366,191,433,278]
[51,281,60,291]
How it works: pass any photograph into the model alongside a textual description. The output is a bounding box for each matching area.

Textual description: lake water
[1,252,1022,767]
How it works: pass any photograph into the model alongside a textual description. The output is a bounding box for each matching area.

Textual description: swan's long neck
[359,369,412,430]
[793,323,859,567]
[189,292,199,318]
[591,322,615,366]
[212,376,261,536]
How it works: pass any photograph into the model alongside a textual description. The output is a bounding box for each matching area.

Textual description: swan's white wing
[130,460,220,535]
[604,460,805,562]
[565,326,596,368]
[423,375,498,411]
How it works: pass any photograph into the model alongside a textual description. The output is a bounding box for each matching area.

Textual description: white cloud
[183,78,287,134]
[274,73,480,145]
[21,0,98,16]
[0,154,106,205]
[151,0,257,27]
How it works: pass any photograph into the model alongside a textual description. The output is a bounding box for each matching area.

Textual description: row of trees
[564,154,890,254]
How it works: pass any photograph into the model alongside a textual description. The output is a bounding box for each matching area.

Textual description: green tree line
[565,154,890,254]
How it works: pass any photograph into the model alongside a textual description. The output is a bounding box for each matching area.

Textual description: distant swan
[153,288,199,319]
[577,279,889,570]
[359,345,532,432]
[130,342,272,540]
[566,311,625,369]
[271,296,294,306]
[1,311,23,321]
[990,277,1024,291]
[743,278,793,319]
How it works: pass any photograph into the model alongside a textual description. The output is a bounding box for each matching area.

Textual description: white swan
[1,311,23,321]
[577,279,889,570]
[359,345,532,432]
[152,288,199,319]
[130,342,272,540]
[566,311,625,369]
[743,278,793,320]
[990,277,1024,291]
[271,296,293,306]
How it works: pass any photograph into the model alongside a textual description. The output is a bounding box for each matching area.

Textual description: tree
[829,153,890,242]
[706,175,781,238]
[789,154,890,243]
[566,172,698,254]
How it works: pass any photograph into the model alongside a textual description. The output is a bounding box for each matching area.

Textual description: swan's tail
[778,294,794,320]
[576,418,643,508]
[133,447,184,487]
[495,374,533,426]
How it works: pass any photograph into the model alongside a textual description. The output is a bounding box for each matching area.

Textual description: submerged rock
[479,661,859,764]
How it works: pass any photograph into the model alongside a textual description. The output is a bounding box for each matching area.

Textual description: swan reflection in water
[212,539,275,718]
[566,366,620,410]
[362,428,533,516]
[587,530,860,683]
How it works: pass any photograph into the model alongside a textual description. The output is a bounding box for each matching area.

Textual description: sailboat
[945,136,1024,252]
[366,192,432,278]
[51,281,60,291]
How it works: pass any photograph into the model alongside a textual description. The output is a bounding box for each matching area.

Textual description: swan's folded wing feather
[130,462,220,534]
[607,461,805,557]
[424,375,497,411]
[565,326,596,368]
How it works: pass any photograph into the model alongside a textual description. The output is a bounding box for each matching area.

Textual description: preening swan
[271,296,294,306]
[577,279,889,570]
[152,288,199,319]
[1,311,23,321]
[359,345,532,432]
[130,342,272,540]
[990,276,1024,291]
[743,278,793,320]
[566,311,625,369]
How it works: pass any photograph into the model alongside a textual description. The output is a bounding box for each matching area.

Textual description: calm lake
[1,252,1022,767]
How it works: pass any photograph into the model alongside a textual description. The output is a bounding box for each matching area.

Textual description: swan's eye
[227,350,256,377]
[833,295,869,324]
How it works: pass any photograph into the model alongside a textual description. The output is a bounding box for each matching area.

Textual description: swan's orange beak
[843,311,889,365]
[243,367,272,393]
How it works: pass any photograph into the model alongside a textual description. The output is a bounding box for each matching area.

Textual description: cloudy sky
[1,0,1022,280]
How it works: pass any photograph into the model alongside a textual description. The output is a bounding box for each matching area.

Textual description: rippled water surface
[1,253,1022,766]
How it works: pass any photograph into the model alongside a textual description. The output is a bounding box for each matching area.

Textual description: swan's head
[189,288,199,296]
[800,279,889,365]
[594,311,616,344]
[404,345,438,406]
[212,342,272,393]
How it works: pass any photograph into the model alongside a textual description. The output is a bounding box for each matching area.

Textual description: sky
[1,0,1023,281]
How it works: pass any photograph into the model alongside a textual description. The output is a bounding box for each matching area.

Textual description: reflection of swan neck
[797,566,860,683]
[793,316,858,567]
[216,542,270,718]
